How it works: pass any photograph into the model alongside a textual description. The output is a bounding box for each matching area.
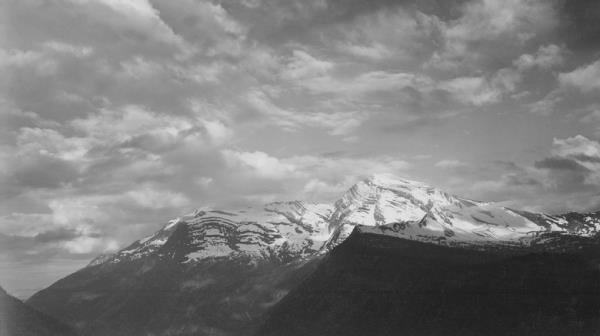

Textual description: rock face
[256,228,600,336]
[27,174,600,336]
[0,286,77,336]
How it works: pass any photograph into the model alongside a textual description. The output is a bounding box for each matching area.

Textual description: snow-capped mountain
[89,173,600,270]
[326,174,600,248]
[28,174,600,336]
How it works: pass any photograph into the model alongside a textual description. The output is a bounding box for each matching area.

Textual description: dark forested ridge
[0,285,77,336]
[257,229,600,336]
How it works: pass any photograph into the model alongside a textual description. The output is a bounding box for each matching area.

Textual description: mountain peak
[356,173,471,209]
[364,173,430,189]
[326,173,600,248]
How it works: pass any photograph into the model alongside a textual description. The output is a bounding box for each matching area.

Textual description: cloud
[245,89,367,135]
[281,50,333,80]
[551,135,600,158]
[34,227,80,243]
[42,41,94,57]
[439,76,501,106]
[534,157,589,171]
[437,136,600,213]
[529,89,563,115]
[448,0,556,41]
[533,135,600,196]
[428,0,558,71]
[297,70,433,96]
[338,42,392,60]
[126,186,190,209]
[559,59,600,92]
[149,0,247,56]
[215,149,411,203]
[12,155,79,189]
[221,150,297,180]
[331,7,441,64]
[579,106,600,137]
[0,49,57,75]
[62,236,119,254]
[284,154,411,199]
[514,44,564,70]
[435,159,467,169]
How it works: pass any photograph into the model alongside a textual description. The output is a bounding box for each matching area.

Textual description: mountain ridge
[89,174,600,269]
[27,174,600,336]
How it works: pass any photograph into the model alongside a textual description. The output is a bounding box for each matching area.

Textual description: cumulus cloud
[514,44,564,71]
[559,59,600,92]
[222,150,297,180]
[551,135,600,159]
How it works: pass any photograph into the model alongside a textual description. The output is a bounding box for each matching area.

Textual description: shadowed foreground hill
[257,229,600,336]
[0,285,77,336]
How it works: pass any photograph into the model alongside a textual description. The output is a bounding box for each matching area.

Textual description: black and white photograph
[2,0,600,335]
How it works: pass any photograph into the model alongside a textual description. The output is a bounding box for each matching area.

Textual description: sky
[1,0,600,298]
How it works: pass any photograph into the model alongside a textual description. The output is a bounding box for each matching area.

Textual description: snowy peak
[326,174,479,246]
[327,174,600,247]
[368,173,429,188]
[331,174,473,225]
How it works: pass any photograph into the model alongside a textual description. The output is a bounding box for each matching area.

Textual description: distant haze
[2,0,600,297]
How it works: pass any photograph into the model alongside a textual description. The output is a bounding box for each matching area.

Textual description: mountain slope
[0,285,77,336]
[257,228,600,336]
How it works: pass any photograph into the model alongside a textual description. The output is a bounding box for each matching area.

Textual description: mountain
[0,285,77,336]
[27,174,600,336]
[27,202,330,336]
[89,201,333,266]
[256,228,600,336]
